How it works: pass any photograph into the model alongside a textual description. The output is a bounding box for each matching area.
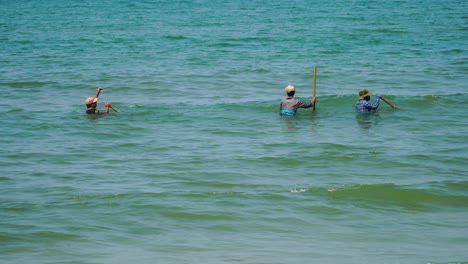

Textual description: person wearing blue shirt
[356,89,380,113]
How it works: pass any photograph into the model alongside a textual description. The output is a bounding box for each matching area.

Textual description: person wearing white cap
[280,85,316,116]
[85,87,110,114]
[356,89,380,113]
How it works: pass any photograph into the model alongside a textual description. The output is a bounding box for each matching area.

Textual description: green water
[1,0,467,263]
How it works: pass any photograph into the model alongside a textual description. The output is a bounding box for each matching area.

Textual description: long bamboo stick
[380,96,398,109]
[109,104,120,113]
[313,67,317,112]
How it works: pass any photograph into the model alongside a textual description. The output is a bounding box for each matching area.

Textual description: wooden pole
[380,96,398,109]
[313,66,317,112]
[110,104,120,113]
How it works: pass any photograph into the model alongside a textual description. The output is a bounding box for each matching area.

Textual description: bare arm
[92,102,110,114]
[296,98,315,109]
[104,102,110,114]
[94,87,103,100]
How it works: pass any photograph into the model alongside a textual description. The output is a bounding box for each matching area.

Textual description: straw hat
[285,85,295,93]
[85,97,98,105]
[358,89,372,99]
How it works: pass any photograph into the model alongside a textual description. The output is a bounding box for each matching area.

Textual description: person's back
[280,85,315,116]
[280,97,313,115]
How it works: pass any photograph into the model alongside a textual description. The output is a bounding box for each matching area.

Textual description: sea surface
[1,0,467,263]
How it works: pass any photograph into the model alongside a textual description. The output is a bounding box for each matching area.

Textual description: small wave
[441,49,463,54]
[290,188,308,193]
[164,35,189,40]
[318,50,343,54]
[222,37,272,43]
[371,28,409,34]
[0,81,57,88]
[209,42,243,48]
[0,234,24,242]
[254,68,268,73]
[11,40,33,44]
[160,211,238,221]
[327,183,468,210]
[28,231,81,241]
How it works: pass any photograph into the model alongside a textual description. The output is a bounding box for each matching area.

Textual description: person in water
[356,89,381,113]
[280,85,316,116]
[85,87,110,114]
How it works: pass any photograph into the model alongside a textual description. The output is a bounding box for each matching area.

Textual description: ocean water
[1,0,467,263]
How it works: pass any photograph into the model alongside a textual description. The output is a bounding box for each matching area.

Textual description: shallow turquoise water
[1,0,467,263]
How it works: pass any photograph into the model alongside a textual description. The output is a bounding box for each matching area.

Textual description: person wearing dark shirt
[85,87,110,114]
[280,85,316,116]
[356,89,380,113]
